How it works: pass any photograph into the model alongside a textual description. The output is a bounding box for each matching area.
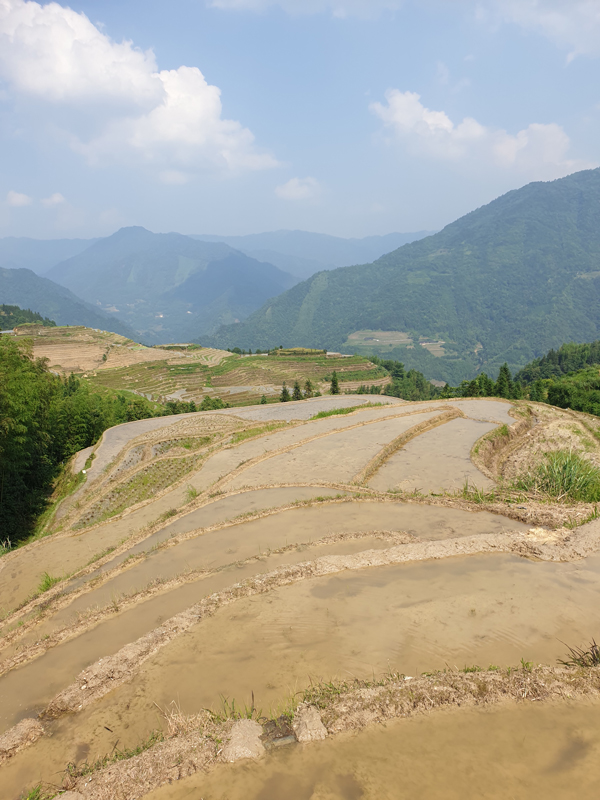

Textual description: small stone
[292,705,327,743]
[221,719,265,762]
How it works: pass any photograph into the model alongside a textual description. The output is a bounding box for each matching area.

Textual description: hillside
[0,304,56,329]
[0,267,137,338]
[13,324,388,406]
[208,168,600,384]
[46,227,298,343]
[0,236,96,275]
[193,229,434,279]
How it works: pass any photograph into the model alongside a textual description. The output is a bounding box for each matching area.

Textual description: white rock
[292,705,328,743]
[221,719,265,762]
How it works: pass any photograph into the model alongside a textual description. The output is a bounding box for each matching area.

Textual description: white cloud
[209,0,401,17]
[159,170,190,185]
[478,1,600,59]
[41,192,66,206]
[275,176,321,200]
[6,190,32,206]
[371,89,594,177]
[0,0,277,173]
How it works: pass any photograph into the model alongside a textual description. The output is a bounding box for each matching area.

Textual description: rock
[0,718,44,765]
[292,705,328,743]
[221,719,265,762]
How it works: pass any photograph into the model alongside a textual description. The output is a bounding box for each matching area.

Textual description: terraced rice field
[2,394,600,799]
[15,325,387,405]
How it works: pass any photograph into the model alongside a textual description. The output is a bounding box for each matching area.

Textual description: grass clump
[37,572,62,593]
[310,402,382,420]
[559,639,600,668]
[515,450,600,502]
[65,730,164,779]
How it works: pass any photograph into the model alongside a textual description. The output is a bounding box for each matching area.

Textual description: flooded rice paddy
[2,395,600,800]
[148,699,600,800]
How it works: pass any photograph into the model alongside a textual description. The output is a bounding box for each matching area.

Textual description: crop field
[2,394,600,799]
[12,325,386,405]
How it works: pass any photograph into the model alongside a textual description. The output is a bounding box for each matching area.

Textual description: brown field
[2,394,600,799]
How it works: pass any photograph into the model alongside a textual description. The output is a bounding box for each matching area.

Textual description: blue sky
[1,0,599,239]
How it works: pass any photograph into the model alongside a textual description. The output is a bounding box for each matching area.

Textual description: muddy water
[369,417,496,494]
[3,551,599,796]
[17,501,526,641]
[0,536,395,735]
[225,412,443,490]
[147,699,600,800]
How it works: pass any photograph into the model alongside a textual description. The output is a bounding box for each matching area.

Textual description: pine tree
[260,395,268,404]
[292,380,303,401]
[280,382,290,402]
[330,371,340,395]
[304,379,313,398]
[494,363,513,398]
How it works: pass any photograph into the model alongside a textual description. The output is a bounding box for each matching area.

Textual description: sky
[1,0,600,239]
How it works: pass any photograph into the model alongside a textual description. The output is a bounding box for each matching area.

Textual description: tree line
[0,336,227,545]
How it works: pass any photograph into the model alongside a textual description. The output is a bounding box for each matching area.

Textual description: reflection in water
[145,700,600,800]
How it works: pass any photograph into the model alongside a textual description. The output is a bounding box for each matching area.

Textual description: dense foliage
[209,167,600,383]
[515,341,600,383]
[0,305,56,329]
[0,337,214,544]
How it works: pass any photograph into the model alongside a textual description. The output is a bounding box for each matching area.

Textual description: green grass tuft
[558,639,600,668]
[515,450,600,502]
[37,572,62,593]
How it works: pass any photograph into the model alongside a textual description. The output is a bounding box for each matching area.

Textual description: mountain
[46,227,298,343]
[192,230,435,279]
[0,267,137,337]
[0,236,98,275]
[207,168,600,384]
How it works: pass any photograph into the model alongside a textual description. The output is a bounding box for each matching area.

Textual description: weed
[20,786,54,800]
[37,572,62,593]
[520,658,533,672]
[310,402,383,420]
[558,639,600,668]
[212,693,262,722]
[462,665,481,673]
[159,508,177,521]
[185,485,198,502]
[0,537,12,556]
[514,450,600,502]
[65,730,164,779]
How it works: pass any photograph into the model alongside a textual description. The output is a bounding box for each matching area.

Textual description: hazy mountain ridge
[192,229,435,279]
[0,267,138,338]
[0,236,98,275]
[207,168,600,383]
[45,227,298,343]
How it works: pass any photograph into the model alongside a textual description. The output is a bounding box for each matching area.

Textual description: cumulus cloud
[275,176,321,200]
[41,192,66,207]
[6,190,32,206]
[371,89,593,178]
[477,1,600,59]
[209,0,401,17]
[0,0,276,173]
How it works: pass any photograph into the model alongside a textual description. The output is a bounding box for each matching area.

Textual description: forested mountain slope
[47,227,297,343]
[0,267,137,338]
[209,168,600,384]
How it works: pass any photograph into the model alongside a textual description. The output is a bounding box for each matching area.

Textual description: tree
[280,382,290,402]
[330,371,340,395]
[304,379,313,398]
[494,363,513,399]
[292,380,303,401]
[260,394,268,404]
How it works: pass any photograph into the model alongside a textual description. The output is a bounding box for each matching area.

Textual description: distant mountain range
[1,226,428,344]
[0,267,138,338]
[0,236,99,275]
[45,227,298,343]
[192,230,434,279]
[207,167,600,384]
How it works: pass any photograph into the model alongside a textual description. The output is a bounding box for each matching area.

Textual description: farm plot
[4,396,600,800]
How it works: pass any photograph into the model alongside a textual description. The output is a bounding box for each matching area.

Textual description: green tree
[330,371,340,395]
[304,379,314,398]
[260,394,268,404]
[494,363,513,399]
[292,380,303,401]
[280,382,290,402]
